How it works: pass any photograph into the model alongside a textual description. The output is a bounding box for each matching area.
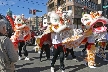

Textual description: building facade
[47,0,98,28]
[28,16,44,30]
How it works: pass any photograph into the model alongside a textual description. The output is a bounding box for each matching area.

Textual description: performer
[65,47,76,59]
[80,11,108,68]
[40,33,51,62]
[51,32,65,72]
[45,6,72,72]
[83,35,96,68]
[10,15,31,60]
[97,32,108,61]
[49,6,67,72]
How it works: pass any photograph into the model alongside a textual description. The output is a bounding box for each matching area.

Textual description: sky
[0,0,48,18]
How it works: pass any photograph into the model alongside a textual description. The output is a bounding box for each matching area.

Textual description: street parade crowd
[0,6,108,72]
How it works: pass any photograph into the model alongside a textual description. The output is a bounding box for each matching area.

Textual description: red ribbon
[87,43,95,50]
[53,43,62,49]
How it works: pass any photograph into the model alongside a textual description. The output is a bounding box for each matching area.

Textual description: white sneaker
[38,50,41,54]
[103,59,108,61]
[43,51,45,53]
[25,57,30,60]
[51,67,54,72]
[19,56,22,60]
[89,66,96,68]
[61,70,65,72]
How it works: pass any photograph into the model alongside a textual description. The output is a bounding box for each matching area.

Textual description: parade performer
[34,22,52,61]
[10,15,31,60]
[45,6,72,72]
[39,32,52,62]
[61,11,108,68]
[83,34,96,68]
[81,11,108,68]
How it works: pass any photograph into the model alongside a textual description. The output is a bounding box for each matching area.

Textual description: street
[15,45,108,72]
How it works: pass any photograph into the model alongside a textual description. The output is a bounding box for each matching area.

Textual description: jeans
[40,44,50,60]
[18,41,28,57]
[51,45,65,70]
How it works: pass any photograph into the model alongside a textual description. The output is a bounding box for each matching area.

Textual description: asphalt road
[15,45,108,72]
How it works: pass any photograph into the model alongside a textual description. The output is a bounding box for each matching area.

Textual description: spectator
[0,19,18,72]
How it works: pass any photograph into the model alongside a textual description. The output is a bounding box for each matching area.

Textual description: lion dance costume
[36,6,73,72]
[81,11,108,68]
[10,15,31,60]
[62,11,108,68]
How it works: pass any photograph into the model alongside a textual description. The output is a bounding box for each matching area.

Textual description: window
[68,6,72,10]
[96,4,97,10]
[92,2,94,9]
[74,6,78,15]
[80,0,83,4]
[86,2,88,7]
[85,1,88,6]
[68,0,72,1]
[93,3,95,9]
[57,0,60,6]
[81,1,84,5]
[94,3,96,9]
[77,0,81,3]
[75,0,78,3]
[89,1,91,8]
[77,7,82,16]
[63,7,66,11]
[83,1,86,5]
[91,2,93,8]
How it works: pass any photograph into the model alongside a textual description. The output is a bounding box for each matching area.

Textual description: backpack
[0,36,11,71]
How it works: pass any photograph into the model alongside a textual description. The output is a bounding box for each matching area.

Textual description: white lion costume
[10,15,31,51]
[60,11,108,68]
[35,7,73,52]
[81,11,108,68]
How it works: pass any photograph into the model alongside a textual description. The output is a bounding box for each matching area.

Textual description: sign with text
[103,5,108,8]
